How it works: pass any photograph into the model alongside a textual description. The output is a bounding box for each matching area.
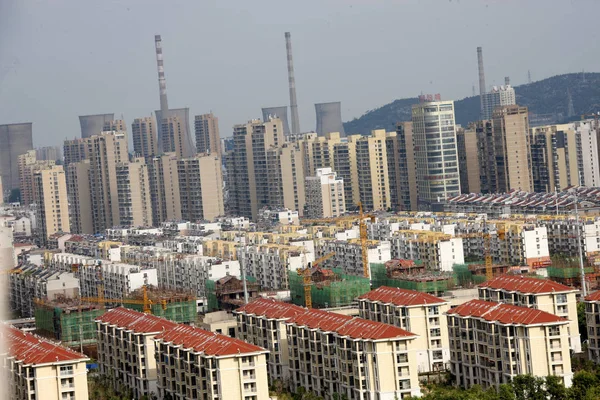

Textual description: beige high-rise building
[32,165,70,243]
[456,124,482,193]
[333,137,360,211]
[355,130,391,211]
[63,137,89,166]
[104,119,127,132]
[161,115,187,158]
[298,132,341,177]
[149,152,181,225]
[390,122,418,211]
[266,143,306,216]
[116,158,153,227]
[178,154,224,222]
[195,113,222,156]
[87,131,129,233]
[66,160,93,234]
[305,167,345,218]
[491,105,533,192]
[18,150,55,206]
[131,116,158,158]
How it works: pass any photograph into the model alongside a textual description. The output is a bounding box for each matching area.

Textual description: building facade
[304,167,345,218]
[32,165,70,243]
[194,113,222,156]
[116,158,153,228]
[178,154,224,222]
[131,116,158,158]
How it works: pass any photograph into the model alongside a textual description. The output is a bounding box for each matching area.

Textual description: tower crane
[297,252,336,309]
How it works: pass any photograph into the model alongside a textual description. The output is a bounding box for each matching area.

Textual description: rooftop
[4,324,88,365]
[479,275,574,294]
[235,297,305,320]
[447,299,567,326]
[96,307,178,334]
[358,286,448,306]
[585,291,600,302]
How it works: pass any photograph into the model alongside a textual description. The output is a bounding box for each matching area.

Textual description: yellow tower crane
[79,285,165,314]
[297,252,336,309]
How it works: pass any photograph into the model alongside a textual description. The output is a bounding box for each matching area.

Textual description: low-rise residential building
[96,307,178,399]
[234,298,306,382]
[154,324,270,400]
[584,290,600,363]
[478,275,580,352]
[358,286,451,373]
[447,299,573,389]
[391,231,463,271]
[316,238,391,277]
[2,324,90,400]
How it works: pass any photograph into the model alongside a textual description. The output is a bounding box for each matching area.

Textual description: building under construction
[546,254,600,290]
[370,261,455,295]
[122,286,197,323]
[289,267,370,308]
[205,276,259,312]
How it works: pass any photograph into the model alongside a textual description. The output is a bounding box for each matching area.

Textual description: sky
[1,0,599,147]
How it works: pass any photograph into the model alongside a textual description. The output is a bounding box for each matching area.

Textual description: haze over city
[1,0,600,146]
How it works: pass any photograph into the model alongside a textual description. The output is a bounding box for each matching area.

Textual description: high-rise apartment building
[178,154,224,222]
[474,120,495,193]
[412,100,460,207]
[576,120,600,187]
[131,116,158,158]
[355,130,392,211]
[305,167,345,218]
[481,85,516,120]
[116,158,153,227]
[491,105,533,192]
[66,160,93,234]
[148,153,181,226]
[266,143,306,216]
[0,123,33,190]
[298,132,342,177]
[333,138,359,211]
[35,146,61,161]
[32,165,70,243]
[63,138,89,166]
[18,150,55,206]
[456,124,482,193]
[194,113,222,156]
[388,123,418,211]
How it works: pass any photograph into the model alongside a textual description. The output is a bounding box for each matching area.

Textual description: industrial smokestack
[262,106,290,136]
[315,102,345,137]
[505,76,510,86]
[477,47,486,118]
[285,32,300,134]
[155,35,169,153]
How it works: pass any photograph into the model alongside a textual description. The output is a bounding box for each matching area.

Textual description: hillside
[343,73,600,135]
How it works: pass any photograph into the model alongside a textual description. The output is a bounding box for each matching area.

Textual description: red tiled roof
[287,308,416,340]
[14,243,35,248]
[358,286,447,307]
[479,275,574,294]
[447,299,567,326]
[96,307,178,334]
[154,324,266,356]
[236,297,305,320]
[4,324,88,365]
[585,291,600,302]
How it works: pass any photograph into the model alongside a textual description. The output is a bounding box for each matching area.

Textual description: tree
[568,370,598,400]
[544,375,567,400]
[511,375,546,400]
[498,384,515,400]
[578,302,588,342]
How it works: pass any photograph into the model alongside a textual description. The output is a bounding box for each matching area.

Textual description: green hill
[343,73,600,135]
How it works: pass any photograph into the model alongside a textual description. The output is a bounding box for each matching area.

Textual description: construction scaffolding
[205,276,258,313]
[124,286,197,324]
[546,255,598,289]
[289,268,370,308]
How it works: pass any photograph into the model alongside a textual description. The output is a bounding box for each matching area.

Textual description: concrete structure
[477,46,486,119]
[178,154,224,222]
[456,124,481,193]
[478,275,580,352]
[355,130,392,211]
[198,311,239,337]
[194,113,222,156]
[391,231,463,272]
[584,291,600,363]
[131,116,158,158]
[266,143,306,216]
[0,122,34,190]
[389,123,418,211]
[305,167,345,218]
[316,238,392,277]
[62,137,89,166]
[448,299,573,389]
[482,85,516,120]
[155,109,194,158]
[154,323,270,400]
[262,106,290,136]
[148,152,181,226]
[0,225,16,269]
[358,287,451,373]
[66,160,93,234]
[412,100,460,207]
[576,120,600,187]
[32,165,70,244]
[315,101,345,137]
[18,150,55,206]
[79,113,114,138]
[116,158,153,228]
[35,146,61,162]
[3,325,90,400]
[285,32,301,135]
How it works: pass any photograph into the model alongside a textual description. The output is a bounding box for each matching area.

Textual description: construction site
[120,286,197,323]
[205,276,260,312]
[546,254,600,290]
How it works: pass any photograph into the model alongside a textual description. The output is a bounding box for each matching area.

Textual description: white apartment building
[482,85,516,120]
[391,231,463,271]
[358,286,451,373]
[2,325,90,400]
[96,307,178,399]
[575,120,600,187]
[478,275,581,352]
[447,299,573,389]
[234,298,306,382]
[305,167,346,218]
[154,324,270,400]
[285,307,422,399]
[238,243,313,290]
[584,290,600,363]
[316,238,392,277]
[544,216,600,258]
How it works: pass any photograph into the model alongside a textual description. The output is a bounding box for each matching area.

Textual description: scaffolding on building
[289,268,370,308]
[124,286,198,323]
[370,263,456,295]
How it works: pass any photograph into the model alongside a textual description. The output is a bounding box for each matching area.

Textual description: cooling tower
[0,123,33,190]
[315,102,345,137]
[79,113,115,138]
[155,108,195,158]
[262,106,290,135]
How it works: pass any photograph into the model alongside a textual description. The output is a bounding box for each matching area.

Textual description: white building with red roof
[2,324,90,400]
[447,299,573,389]
[478,274,580,352]
[358,286,450,373]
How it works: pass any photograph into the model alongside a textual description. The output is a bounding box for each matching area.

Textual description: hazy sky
[1,0,599,147]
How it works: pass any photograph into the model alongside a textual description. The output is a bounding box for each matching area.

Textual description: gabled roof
[96,307,178,334]
[479,275,574,294]
[585,291,600,302]
[4,324,88,366]
[154,324,266,357]
[358,286,447,307]
[447,299,567,326]
[235,297,305,320]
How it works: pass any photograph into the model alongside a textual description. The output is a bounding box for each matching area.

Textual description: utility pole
[238,222,249,304]
[575,195,587,296]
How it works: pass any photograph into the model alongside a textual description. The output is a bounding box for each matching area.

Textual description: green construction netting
[289,268,371,308]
